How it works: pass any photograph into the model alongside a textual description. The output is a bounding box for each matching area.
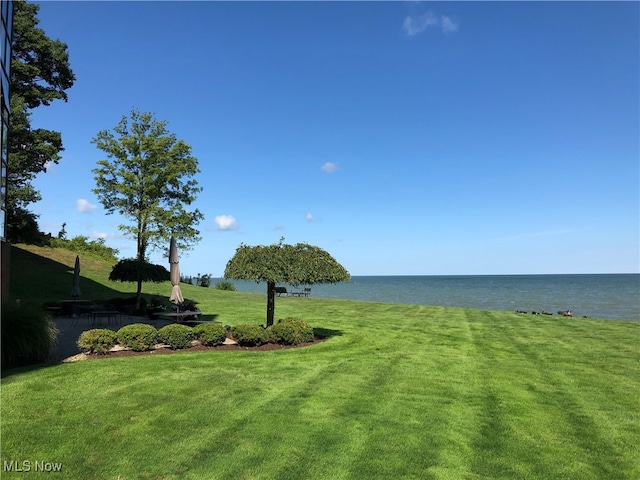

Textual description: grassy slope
[2,245,639,479]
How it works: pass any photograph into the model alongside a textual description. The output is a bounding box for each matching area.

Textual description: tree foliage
[92,109,203,257]
[109,259,170,284]
[5,207,48,245]
[92,108,203,306]
[50,235,119,263]
[224,239,350,326]
[6,0,75,241]
[225,240,350,286]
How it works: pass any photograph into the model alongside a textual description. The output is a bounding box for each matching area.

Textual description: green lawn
[2,245,639,479]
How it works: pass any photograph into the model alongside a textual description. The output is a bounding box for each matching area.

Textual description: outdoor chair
[291,288,311,297]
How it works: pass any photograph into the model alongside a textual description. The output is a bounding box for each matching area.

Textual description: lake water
[212,274,640,321]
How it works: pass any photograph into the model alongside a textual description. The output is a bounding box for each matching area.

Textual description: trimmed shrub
[193,323,227,346]
[158,324,194,350]
[269,318,314,345]
[117,323,158,351]
[214,280,236,291]
[77,329,118,354]
[1,303,59,370]
[231,323,269,347]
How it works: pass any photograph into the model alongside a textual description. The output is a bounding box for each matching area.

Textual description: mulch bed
[73,337,327,362]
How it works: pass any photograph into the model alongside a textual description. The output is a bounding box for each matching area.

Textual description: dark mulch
[83,337,327,360]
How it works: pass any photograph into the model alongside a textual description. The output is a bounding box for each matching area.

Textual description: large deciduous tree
[224,239,350,327]
[92,108,204,307]
[6,0,75,241]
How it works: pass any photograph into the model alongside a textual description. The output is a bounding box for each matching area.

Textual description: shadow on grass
[10,245,179,311]
[1,362,57,379]
[313,327,344,339]
[179,314,220,326]
[9,246,126,305]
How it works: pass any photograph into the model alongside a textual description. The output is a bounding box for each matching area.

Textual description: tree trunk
[135,231,146,311]
[266,280,276,327]
[136,279,143,310]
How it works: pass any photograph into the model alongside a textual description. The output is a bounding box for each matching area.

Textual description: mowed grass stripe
[465,313,639,480]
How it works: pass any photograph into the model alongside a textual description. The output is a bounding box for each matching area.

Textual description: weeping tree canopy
[224,239,350,326]
[109,259,170,284]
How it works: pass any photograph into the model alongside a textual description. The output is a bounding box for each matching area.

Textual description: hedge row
[232,318,314,346]
[77,323,227,353]
[77,318,314,354]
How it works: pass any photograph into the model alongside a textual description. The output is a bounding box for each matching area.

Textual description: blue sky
[28,1,639,276]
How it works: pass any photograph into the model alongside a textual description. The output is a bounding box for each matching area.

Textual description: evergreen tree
[6,0,75,242]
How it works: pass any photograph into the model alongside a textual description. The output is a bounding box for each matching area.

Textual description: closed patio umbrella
[71,255,81,297]
[169,237,184,305]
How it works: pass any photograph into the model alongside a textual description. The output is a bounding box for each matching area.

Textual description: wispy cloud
[306,212,315,222]
[76,198,97,213]
[90,230,120,240]
[403,11,459,36]
[321,162,339,174]
[441,16,459,34]
[215,214,239,231]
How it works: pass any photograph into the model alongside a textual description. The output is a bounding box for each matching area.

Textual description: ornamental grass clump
[231,323,269,347]
[117,323,158,352]
[193,323,227,346]
[1,303,58,370]
[214,280,236,291]
[269,318,314,345]
[157,324,194,350]
[77,329,118,354]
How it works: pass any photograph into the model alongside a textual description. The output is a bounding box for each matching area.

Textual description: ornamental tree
[224,239,350,327]
[109,259,170,285]
[92,108,204,307]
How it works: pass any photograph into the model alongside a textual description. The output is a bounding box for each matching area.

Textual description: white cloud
[76,198,97,213]
[90,231,120,240]
[215,214,239,231]
[306,212,315,222]
[441,16,459,34]
[403,11,458,36]
[321,162,339,174]
[403,11,438,36]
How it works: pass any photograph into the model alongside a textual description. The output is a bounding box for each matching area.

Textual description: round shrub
[117,323,158,351]
[77,329,118,354]
[157,324,194,350]
[214,280,236,291]
[193,323,227,346]
[269,318,314,345]
[1,303,58,370]
[231,323,269,347]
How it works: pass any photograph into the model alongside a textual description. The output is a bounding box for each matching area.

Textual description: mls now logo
[4,460,63,472]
